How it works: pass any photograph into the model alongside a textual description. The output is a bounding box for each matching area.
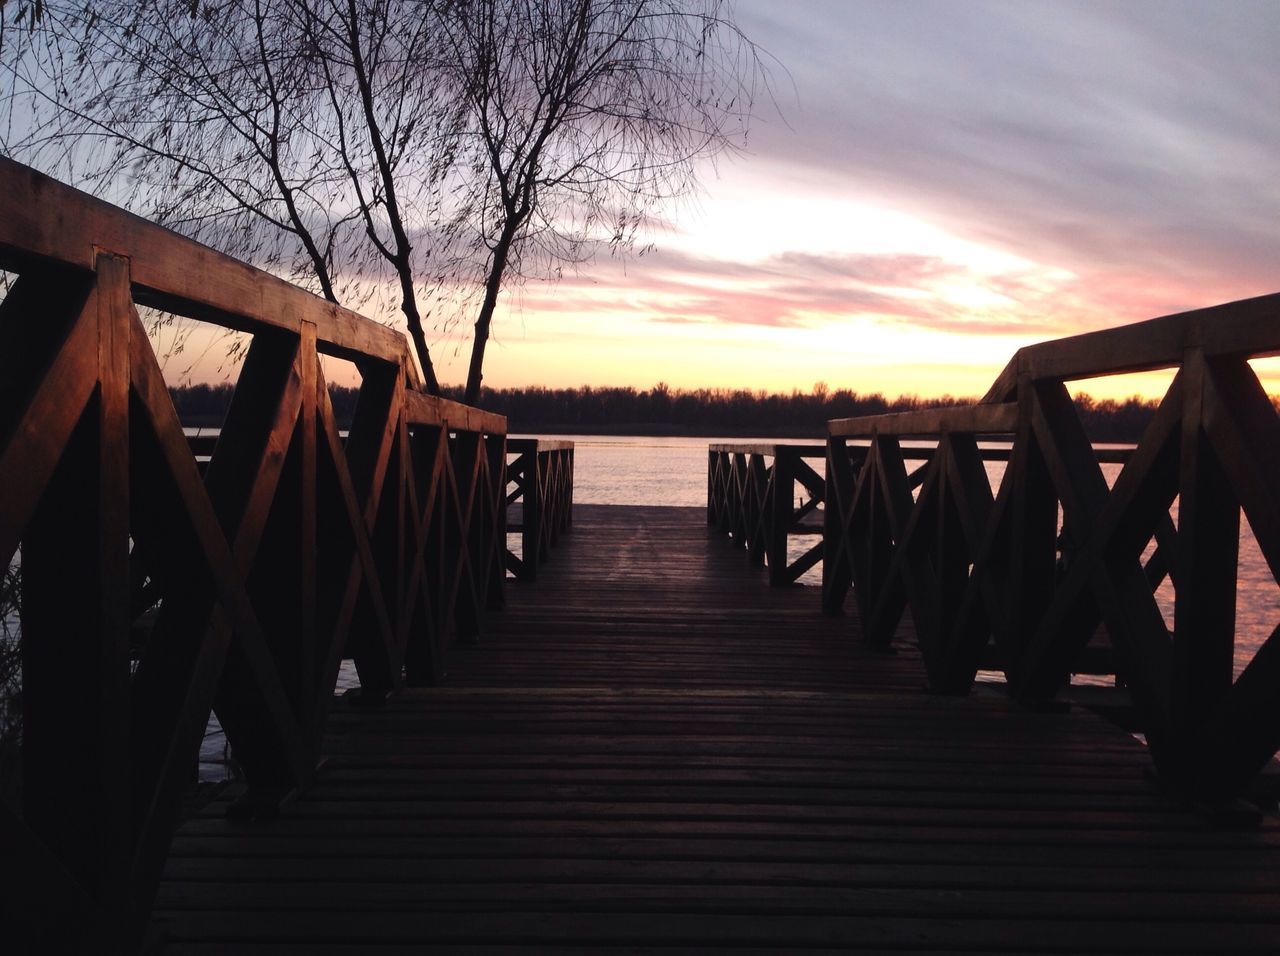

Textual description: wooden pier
[150,505,1280,953]
[8,160,1280,953]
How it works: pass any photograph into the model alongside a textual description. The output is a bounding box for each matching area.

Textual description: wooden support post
[767,447,793,586]
[453,429,487,643]
[745,453,769,567]
[822,438,856,615]
[933,437,974,693]
[21,254,131,929]
[1006,381,1060,667]
[707,450,718,526]
[340,359,402,698]
[486,433,508,610]
[864,436,913,650]
[1173,350,1239,741]
[295,323,320,736]
[730,452,748,548]
[524,447,543,581]
[403,426,447,686]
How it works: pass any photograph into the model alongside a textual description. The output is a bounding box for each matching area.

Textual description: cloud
[734,0,1280,301]
[513,242,1092,336]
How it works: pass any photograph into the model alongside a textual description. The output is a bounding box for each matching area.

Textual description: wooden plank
[1172,351,1239,734]
[0,158,407,364]
[404,388,506,436]
[151,504,1280,952]
[983,290,1280,401]
[509,438,577,453]
[708,442,826,457]
[19,258,131,922]
[828,402,1018,438]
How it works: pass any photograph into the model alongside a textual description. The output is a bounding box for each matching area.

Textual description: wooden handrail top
[403,390,505,434]
[0,158,406,370]
[846,442,1131,465]
[983,291,1280,402]
[508,438,576,452]
[708,443,826,456]
[709,439,1127,464]
[0,158,506,433]
[828,402,1018,438]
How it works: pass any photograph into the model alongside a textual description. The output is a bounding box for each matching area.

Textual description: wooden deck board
[153,504,1280,952]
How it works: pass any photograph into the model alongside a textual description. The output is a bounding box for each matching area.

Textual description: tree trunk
[406,314,442,395]
[464,221,519,406]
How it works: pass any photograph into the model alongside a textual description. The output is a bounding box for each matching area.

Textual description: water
[551,433,1279,681]
[531,434,724,506]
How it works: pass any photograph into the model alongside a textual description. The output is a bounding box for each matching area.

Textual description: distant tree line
[172,381,1165,443]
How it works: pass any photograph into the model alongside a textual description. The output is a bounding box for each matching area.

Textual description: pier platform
[152,505,1280,953]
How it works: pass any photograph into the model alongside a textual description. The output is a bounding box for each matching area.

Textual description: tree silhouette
[2,0,761,398]
[440,0,760,404]
[2,0,471,391]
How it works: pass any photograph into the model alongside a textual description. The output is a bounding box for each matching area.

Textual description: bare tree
[440,0,761,405]
[1,0,467,392]
[3,0,763,401]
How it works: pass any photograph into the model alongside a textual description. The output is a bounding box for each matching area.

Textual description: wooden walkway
[152,505,1280,953]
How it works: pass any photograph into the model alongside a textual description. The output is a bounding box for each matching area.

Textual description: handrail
[506,438,574,580]
[708,443,827,586]
[824,291,1280,803]
[0,159,508,948]
[982,291,1280,400]
[709,437,1129,589]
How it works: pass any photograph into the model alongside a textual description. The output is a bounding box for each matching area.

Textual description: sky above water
[448,0,1280,400]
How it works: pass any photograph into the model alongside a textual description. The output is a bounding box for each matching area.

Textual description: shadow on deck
[153,504,1280,953]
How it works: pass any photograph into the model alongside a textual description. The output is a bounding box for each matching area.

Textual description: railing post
[823,436,856,615]
[487,432,508,610]
[1173,351,1238,738]
[745,452,768,566]
[768,446,793,586]
[729,452,747,548]
[707,449,718,526]
[1005,378,1059,672]
[524,449,543,581]
[20,254,132,934]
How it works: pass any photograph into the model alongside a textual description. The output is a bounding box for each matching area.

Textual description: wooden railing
[505,438,574,580]
[0,159,509,948]
[823,291,1280,802]
[707,444,827,586]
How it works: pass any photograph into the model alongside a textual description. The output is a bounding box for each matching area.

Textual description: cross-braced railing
[505,438,574,580]
[823,292,1280,801]
[708,444,827,585]
[0,159,508,948]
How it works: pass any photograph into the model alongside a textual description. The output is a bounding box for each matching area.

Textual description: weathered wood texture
[707,444,828,586]
[152,505,1280,953]
[505,438,574,580]
[824,292,1280,802]
[0,160,507,950]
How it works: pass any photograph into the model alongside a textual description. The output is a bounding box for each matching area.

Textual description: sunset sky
[441,0,1280,400]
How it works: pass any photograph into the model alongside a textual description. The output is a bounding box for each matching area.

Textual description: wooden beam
[403,388,506,435]
[981,292,1280,396]
[829,403,1018,439]
[1171,351,1238,734]
[0,158,406,365]
[20,256,131,923]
